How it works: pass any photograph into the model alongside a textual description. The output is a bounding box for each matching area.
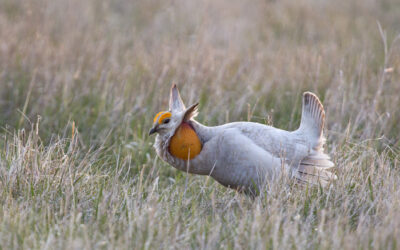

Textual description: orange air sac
[169,123,202,160]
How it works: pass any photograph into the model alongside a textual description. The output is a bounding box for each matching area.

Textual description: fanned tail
[298,92,325,149]
[294,92,336,187]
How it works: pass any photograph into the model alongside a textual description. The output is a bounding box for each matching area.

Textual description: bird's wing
[217,122,309,164]
[193,128,286,192]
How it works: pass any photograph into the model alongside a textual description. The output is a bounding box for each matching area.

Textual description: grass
[0,0,400,248]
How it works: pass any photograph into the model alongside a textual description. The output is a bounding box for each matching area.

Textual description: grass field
[1,0,400,249]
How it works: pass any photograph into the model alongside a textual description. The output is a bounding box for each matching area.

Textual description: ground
[0,0,400,249]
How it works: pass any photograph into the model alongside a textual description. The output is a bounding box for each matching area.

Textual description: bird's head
[149,84,198,139]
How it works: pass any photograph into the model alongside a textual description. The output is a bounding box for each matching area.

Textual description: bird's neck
[168,122,202,160]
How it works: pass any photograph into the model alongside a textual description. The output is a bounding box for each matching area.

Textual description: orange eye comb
[153,111,172,124]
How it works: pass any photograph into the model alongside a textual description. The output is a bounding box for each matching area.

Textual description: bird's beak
[149,126,157,136]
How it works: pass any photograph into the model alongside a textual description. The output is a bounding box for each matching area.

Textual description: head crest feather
[169,84,186,111]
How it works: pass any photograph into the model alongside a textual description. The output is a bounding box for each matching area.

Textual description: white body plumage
[150,85,336,194]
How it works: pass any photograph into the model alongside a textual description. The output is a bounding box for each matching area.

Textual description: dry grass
[0,0,400,249]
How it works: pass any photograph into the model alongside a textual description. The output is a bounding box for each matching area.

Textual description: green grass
[0,0,400,248]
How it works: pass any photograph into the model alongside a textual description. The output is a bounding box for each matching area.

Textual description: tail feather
[294,92,336,187]
[298,92,325,149]
[294,170,336,187]
[300,153,334,169]
[293,163,337,187]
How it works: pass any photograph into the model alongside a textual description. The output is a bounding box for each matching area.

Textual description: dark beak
[149,126,157,136]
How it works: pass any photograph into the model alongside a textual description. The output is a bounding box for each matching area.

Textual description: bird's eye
[163,118,170,124]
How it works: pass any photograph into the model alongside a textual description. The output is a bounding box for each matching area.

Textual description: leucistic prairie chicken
[149,84,336,194]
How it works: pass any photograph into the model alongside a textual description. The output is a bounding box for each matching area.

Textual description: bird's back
[200,121,309,165]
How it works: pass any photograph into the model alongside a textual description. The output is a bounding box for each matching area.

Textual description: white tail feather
[298,92,325,149]
[293,163,337,187]
[295,92,336,187]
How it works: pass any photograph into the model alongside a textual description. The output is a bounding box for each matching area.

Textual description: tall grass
[0,0,399,248]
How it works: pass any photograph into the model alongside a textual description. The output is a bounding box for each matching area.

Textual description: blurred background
[1,0,399,148]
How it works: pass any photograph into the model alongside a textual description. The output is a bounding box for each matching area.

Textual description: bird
[149,84,336,195]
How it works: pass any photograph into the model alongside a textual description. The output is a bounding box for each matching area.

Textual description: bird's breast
[169,123,202,160]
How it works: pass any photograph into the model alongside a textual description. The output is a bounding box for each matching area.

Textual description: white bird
[149,84,336,194]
